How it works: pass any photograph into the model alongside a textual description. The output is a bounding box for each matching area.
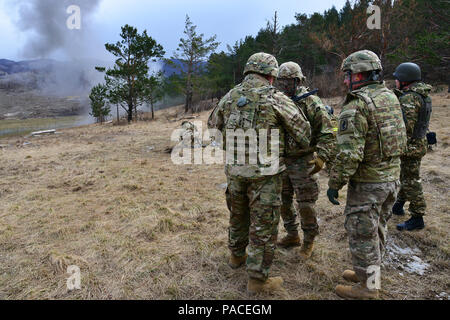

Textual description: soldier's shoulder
[306,93,325,107]
[398,89,422,107]
[340,93,367,119]
[270,89,300,117]
[219,86,241,105]
[302,94,326,115]
[410,82,433,98]
[343,92,365,109]
[256,84,277,95]
[271,87,293,104]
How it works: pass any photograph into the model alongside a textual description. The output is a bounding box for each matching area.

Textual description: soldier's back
[396,82,432,158]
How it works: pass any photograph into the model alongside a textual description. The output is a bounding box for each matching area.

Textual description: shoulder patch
[237,96,249,107]
[340,118,348,131]
[338,109,357,135]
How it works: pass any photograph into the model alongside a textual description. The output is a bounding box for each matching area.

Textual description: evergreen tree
[96,25,165,122]
[89,84,110,123]
[172,15,219,113]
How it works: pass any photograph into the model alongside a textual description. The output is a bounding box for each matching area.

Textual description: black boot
[392,200,405,216]
[397,216,425,231]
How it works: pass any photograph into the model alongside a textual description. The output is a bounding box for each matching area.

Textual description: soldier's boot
[396,216,425,231]
[277,233,301,248]
[335,283,379,300]
[247,277,284,295]
[299,231,317,259]
[342,270,360,283]
[392,200,405,216]
[228,253,247,269]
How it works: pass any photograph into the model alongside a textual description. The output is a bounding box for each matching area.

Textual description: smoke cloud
[14,0,102,59]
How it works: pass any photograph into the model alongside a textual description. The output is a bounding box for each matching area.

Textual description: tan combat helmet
[278,62,306,81]
[243,52,279,77]
[341,50,382,74]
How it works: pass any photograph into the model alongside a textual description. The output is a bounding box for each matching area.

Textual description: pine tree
[95,25,165,122]
[172,15,219,113]
[89,84,110,123]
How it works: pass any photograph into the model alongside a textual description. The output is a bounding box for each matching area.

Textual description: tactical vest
[223,85,284,177]
[401,91,432,139]
[355,87,407,160]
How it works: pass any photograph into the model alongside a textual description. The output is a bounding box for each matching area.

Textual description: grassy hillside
[0,92,448,300]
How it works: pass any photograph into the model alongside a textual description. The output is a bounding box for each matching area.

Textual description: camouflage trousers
[280,154,319,238]
[398,156,426,217]
[344,181,399,283]
[226,173,282,281]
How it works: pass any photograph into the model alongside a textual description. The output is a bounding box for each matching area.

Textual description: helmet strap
[293,78,299,95]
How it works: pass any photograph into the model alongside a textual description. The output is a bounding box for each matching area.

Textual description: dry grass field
[0,91,448,300]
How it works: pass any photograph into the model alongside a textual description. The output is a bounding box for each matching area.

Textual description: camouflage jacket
[394,82,432,158]
[208,73,311,178]
[285,86,336,163]
[329,82,407,190]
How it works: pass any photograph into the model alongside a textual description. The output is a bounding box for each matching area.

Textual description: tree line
[90,0,449,122]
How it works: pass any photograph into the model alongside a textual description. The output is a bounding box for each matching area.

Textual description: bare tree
[266,11,281,56]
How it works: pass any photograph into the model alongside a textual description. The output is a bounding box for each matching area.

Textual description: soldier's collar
[351,81,384,93]
[244,73,271,87]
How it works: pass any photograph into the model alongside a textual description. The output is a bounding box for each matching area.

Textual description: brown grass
[0,93,449,300]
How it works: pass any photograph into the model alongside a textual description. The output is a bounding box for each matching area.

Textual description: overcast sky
[0,0,349,61]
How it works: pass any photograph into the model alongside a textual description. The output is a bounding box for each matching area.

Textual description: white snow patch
[404,256,430,276]
[384,238,430,276]
[436,292,449,300]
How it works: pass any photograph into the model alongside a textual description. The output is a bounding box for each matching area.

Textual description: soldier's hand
[327,188,340,205]
[308,157,325,176]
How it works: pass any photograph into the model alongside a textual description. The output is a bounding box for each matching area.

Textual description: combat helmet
[243,52,279,77]
[278,62,306,81]
[393,62,421,82]
[341,50,382,74]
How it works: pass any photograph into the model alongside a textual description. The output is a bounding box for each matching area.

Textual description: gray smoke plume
[0,0,108,98]
[14,0,102,59]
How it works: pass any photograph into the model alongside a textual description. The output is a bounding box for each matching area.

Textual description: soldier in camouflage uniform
[327,50,407,299]
[392,63,432,231]
[180,121,203,148]
[274,62,336,259]
[207,53,311,294]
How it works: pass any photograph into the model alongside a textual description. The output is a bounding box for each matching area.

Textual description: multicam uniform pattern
[180,121,202,148]
[281,86,336,238]
[208,72,311,281]
[329,82,407,283]
[395,82,433,217]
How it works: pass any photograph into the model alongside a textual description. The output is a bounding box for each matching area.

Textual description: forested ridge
[194,0,449,99]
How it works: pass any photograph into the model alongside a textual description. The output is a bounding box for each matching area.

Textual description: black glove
[327,188,340,205]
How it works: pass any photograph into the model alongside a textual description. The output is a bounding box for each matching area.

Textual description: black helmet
[393,62,421,82]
